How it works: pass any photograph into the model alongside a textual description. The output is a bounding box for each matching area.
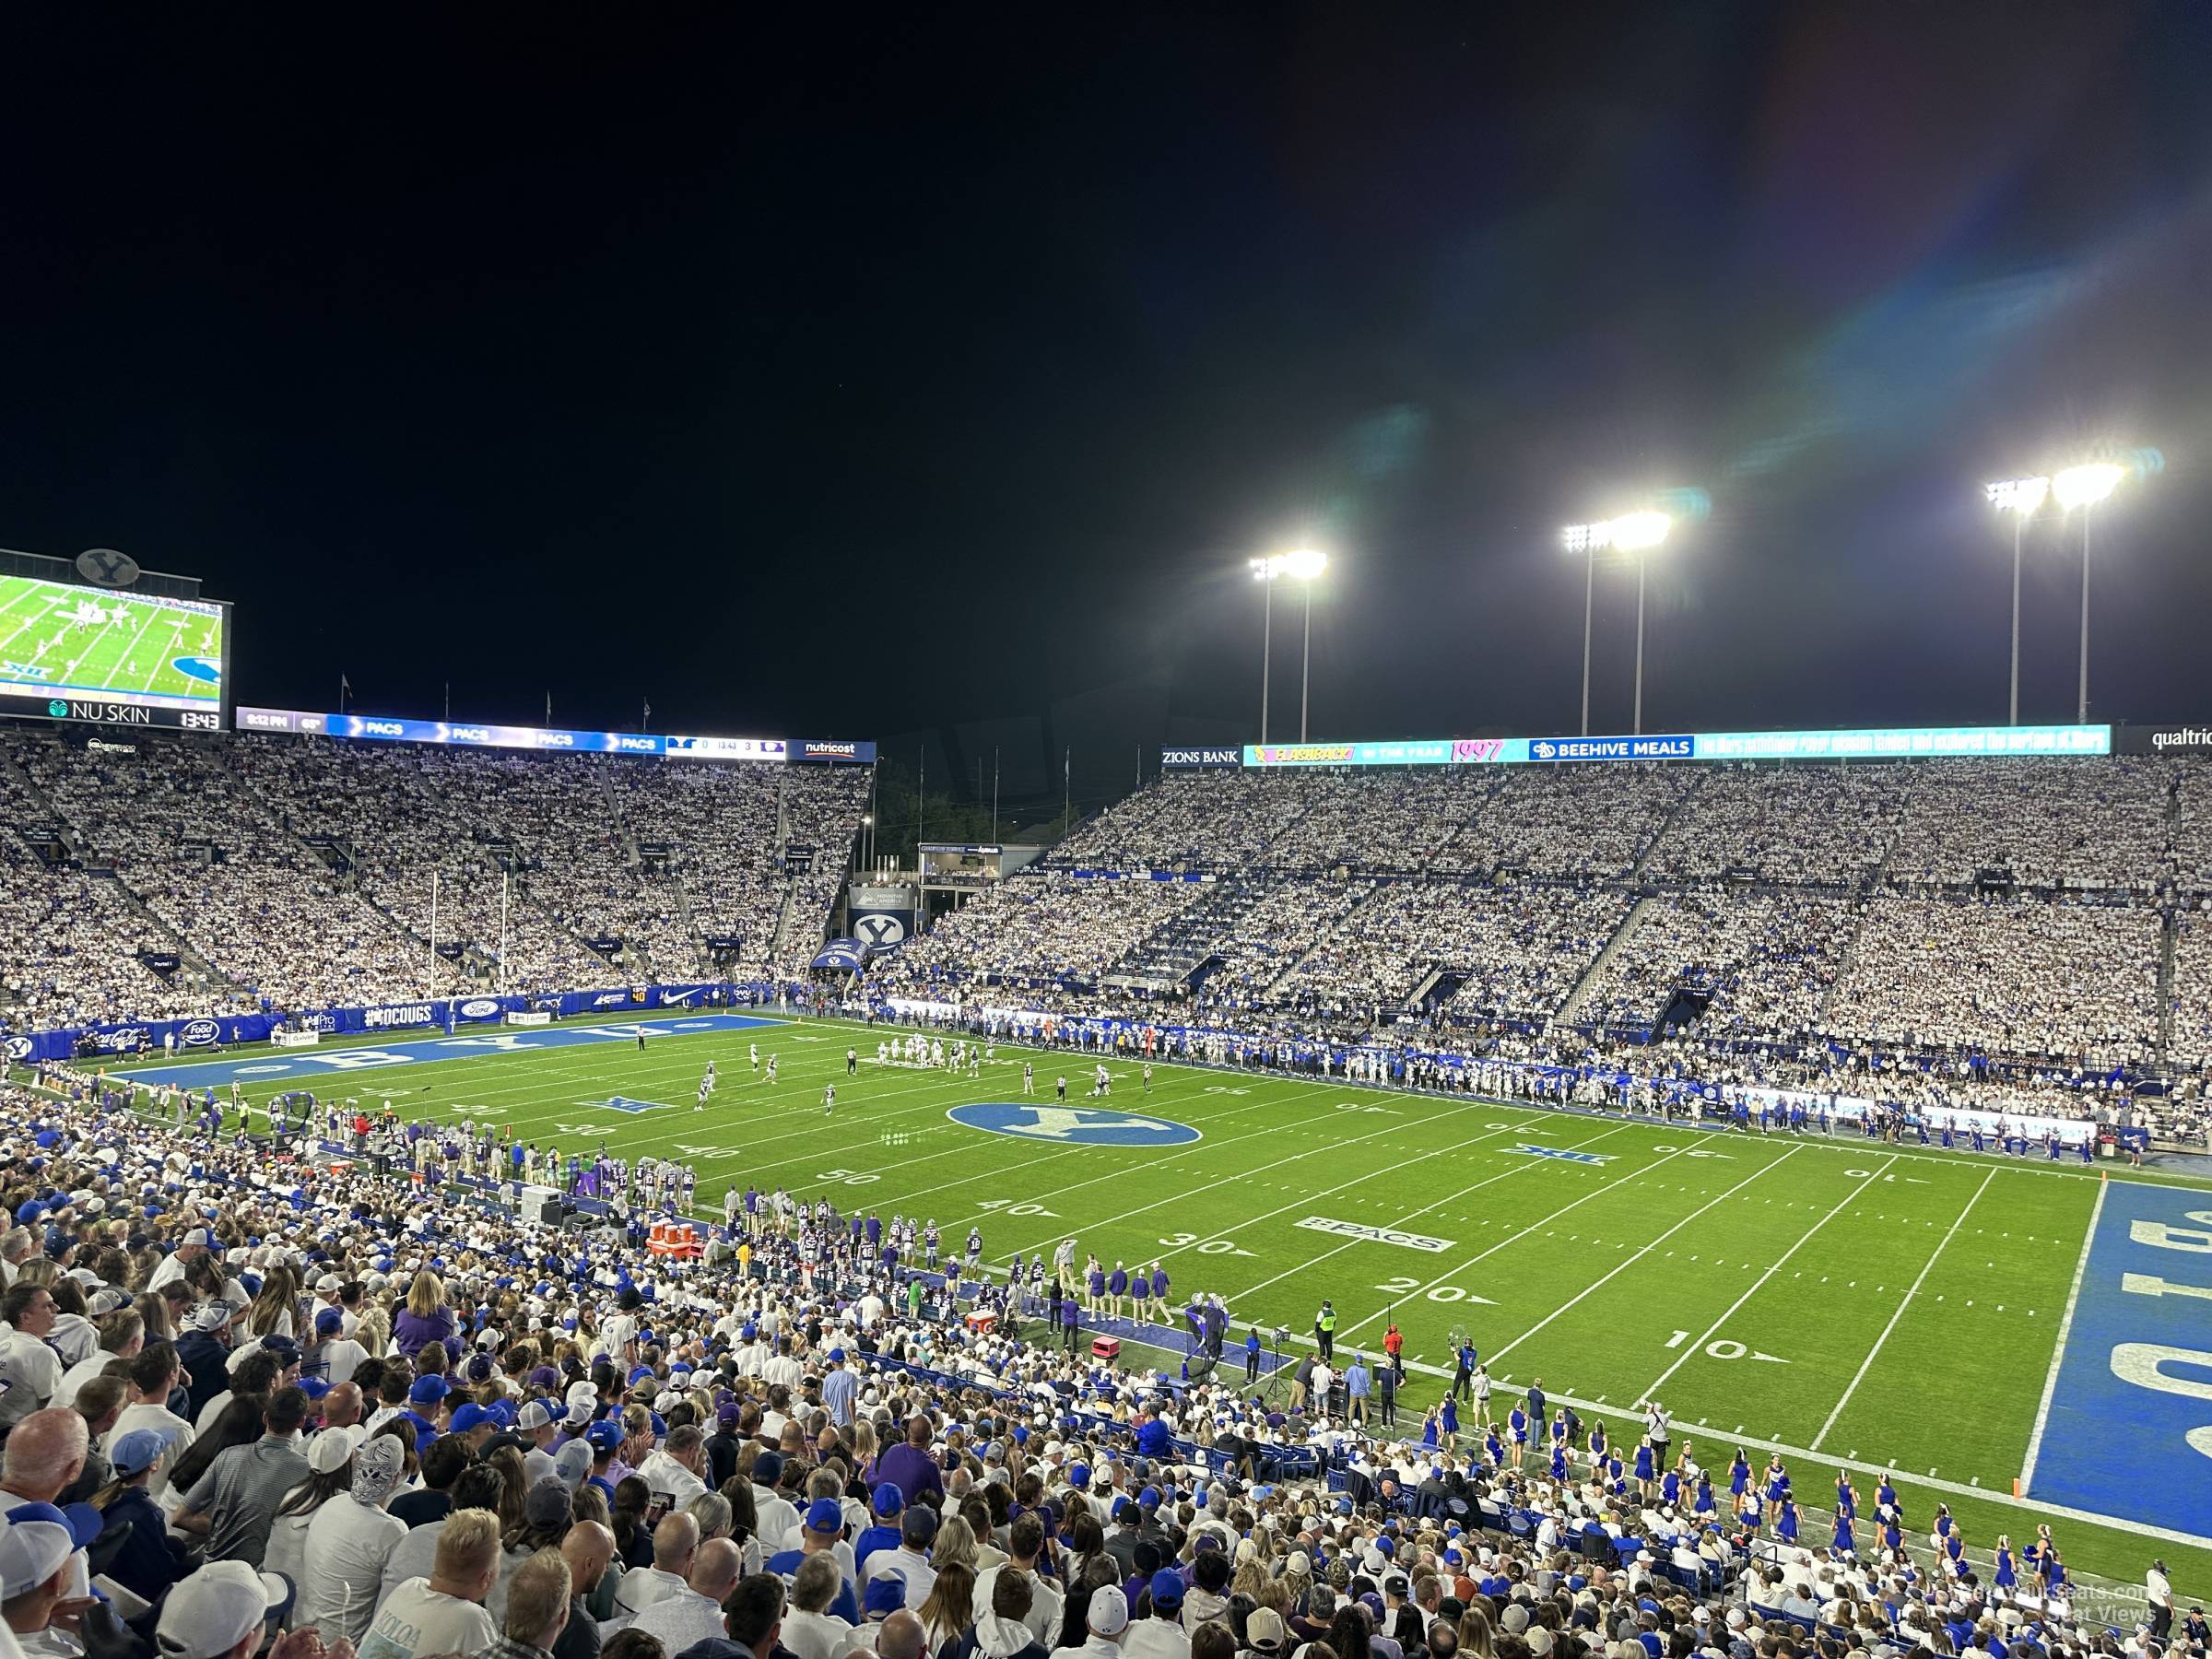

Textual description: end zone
[2027,1179,2212,1534]
[112,1012,786,1089]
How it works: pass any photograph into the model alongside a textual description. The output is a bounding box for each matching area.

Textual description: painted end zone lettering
[1295,1217,1453,1253]
[2029,1182,2212,1535]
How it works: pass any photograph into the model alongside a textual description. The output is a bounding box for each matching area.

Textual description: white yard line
[0,594,63,658]
[959,1090,1531,1252]
[1487,1144,1805,1365]
[2021,1171,2110,1494]
[1331,1127,1731,1345]
[1637,1153,1900,1403]
[1224,1121,1635,1304]
[1811,1163,1998,1450]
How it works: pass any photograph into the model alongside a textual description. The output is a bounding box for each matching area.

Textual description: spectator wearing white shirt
[627,1536,745,1654]
[299,1430,408,1644]
[359,1507,502,1659]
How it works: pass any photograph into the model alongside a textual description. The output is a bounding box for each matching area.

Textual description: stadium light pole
[1561,512,1671,735]
[1251,549,1327,745]
[1251,557,1275,746]
[1984,476,2049,725]
[2053,462,2127,723]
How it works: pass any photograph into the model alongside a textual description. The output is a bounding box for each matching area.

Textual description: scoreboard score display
[0,571,230,731]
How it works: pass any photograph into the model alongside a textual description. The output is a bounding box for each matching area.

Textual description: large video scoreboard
[0,571,230,731]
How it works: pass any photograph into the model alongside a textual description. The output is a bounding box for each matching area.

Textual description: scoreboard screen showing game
[0,572,230,731]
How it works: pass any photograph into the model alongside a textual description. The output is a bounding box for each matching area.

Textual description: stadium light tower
[1561,511,1672,735]
[2053,462,2127,723]
[1984,475,2049,725]
[1251,548,1328,744]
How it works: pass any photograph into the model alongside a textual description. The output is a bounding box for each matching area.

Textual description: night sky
[5,7,2210,807]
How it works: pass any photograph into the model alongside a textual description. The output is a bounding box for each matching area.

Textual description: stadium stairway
[89,868,241,996]
[1627,771,1707,879]
[1267,877,1400,994]
[1555,894,1655,1024]
[2161,909,2180,1060]
[1811,896,1875,1026]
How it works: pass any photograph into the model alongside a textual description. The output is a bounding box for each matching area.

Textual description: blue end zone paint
[2030,1180,2212,1535]
[947,1102,1201,1147]
[114,1012,784,1089]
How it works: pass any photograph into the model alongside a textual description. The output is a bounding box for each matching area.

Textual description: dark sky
[5,6,2210,805]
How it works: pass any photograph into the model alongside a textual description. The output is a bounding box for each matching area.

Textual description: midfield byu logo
[947,1103,1202,1147]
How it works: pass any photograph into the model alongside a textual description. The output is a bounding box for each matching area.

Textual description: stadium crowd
[0,1072,2183,1659]
[6,730,2212,1137]
[0,729,866,1031]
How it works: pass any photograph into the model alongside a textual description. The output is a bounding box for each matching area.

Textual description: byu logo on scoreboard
[854,912,909,949]
[948,1103,1201,1147]
[76,547,142,588]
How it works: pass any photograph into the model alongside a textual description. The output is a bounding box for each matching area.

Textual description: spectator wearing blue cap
[876,1505,939,1611]
[1124,1570,1187,1659]
[399,1373,450,1452]
[94,1427,188,1602]
[582,1420,625,1504]
[855,1483,905,1589]
[767,1498,862,1623]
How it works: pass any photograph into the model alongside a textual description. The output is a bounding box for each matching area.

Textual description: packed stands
[867,753,2212,1121]
[0,725,867,1026]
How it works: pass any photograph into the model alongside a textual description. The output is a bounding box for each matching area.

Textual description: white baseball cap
[1088,1586,1129,1636]
[154,1560,291,1659]
[0,1504,99,1596]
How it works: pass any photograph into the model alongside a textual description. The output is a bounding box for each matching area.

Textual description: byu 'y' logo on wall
[947,1103,1201,1146]
[854,912,909,949]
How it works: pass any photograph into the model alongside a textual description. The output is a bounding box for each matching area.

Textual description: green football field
[0,576,223,703]
[111,1011,2212,1594]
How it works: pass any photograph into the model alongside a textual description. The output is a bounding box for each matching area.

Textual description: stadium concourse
[0,1061,2196,1659]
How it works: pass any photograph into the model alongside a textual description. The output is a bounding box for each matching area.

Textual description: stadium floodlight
[2051,460,2135,722]
[1984,476,2050,726]
[2053,462,2124,510]
[1251,548,1330,743]
[1560,511,1677,735]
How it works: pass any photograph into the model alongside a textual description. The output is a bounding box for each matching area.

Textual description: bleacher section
[866,754,2212,1117]
[0,724,867,1027]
